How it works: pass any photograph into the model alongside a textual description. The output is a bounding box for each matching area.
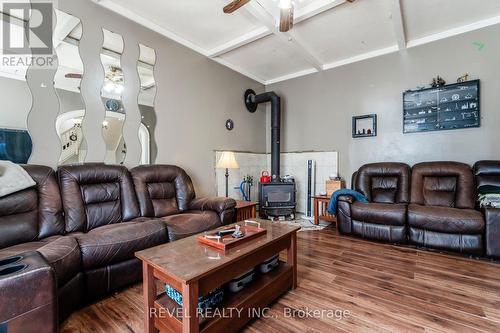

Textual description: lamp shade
[216,151,239,169]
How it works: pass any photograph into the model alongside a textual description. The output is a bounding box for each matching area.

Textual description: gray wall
[267,24,500,185]
[23,0,266,196]
[0,77,31,130]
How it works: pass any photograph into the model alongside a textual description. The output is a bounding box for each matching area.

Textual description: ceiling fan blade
[279,5,294,32]
[223,0,251,13]
[65,73,83,79]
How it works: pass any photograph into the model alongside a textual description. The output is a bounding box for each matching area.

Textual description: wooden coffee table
[136,219,300,333]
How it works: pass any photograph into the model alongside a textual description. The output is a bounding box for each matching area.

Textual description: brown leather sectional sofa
[338,160,500,257]
[0,164,236,331]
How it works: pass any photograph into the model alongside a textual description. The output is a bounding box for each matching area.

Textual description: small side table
[233,200,258,222]
[313,196,336,225]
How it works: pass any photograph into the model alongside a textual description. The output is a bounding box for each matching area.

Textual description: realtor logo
[2,2,53,55]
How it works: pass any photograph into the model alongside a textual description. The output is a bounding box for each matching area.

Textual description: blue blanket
[328,189,368,215]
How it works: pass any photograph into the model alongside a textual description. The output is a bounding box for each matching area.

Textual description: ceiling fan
[223,0,356,32]
[223,0,294,32]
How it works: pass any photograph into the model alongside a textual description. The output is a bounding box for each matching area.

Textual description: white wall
[0,77,30,130]
[266,24,500,185]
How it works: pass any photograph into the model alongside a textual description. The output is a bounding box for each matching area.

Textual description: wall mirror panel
[0,1,33,163]
[1,6,159,167]
[101,28,126,165]
[54,9,86,165]
[138,44,157,164]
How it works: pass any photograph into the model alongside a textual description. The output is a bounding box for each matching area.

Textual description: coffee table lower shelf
[154,263,292,333]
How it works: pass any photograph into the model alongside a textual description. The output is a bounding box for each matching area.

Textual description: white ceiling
[12,0,500,86]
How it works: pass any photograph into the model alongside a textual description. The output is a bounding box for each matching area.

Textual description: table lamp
[216,151,239,197]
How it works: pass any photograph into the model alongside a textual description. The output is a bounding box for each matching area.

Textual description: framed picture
[403,80,480,133]
[352,114,377,138]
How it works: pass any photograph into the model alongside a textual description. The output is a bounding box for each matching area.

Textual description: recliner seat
[131,165,236,240]
[338,162,411,243]
[408,162,484,254]
[57,164,169,301]
[0,165,83,322]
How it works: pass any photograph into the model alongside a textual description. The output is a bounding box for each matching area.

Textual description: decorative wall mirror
[101,28,126,165]
[0,0,33,163]
[54,9,86,164]
[138,44,157,164]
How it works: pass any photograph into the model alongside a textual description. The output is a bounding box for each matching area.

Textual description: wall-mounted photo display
[352,114,377,138]
[403,80,480,133]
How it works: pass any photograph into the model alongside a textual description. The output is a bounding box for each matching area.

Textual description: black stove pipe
[245,89,281,182]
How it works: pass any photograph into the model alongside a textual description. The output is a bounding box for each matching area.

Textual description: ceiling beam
[54,15,81,49]
[243,1,324,71]
[294,0,346,23]
[209,0,347,58]
[391,0,406,50]
[207,26,271,57]
[407,14,500,48]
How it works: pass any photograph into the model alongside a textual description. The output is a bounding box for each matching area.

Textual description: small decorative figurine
[431,76,446,87]
[457,73,469,83]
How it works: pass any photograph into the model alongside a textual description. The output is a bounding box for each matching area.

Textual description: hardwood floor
[61,226,500,333]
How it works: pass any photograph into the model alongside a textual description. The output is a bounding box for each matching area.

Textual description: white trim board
[406,14,500,49]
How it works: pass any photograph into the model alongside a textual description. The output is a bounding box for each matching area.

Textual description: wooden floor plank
[61,226,500,333]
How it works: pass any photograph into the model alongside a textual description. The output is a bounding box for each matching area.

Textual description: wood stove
[259,182,296,219]
[245,89,297,219]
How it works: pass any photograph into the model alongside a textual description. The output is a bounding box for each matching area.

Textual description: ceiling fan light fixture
[279,0,292,9]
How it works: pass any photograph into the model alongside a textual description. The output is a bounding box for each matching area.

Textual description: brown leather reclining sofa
[338,161,500,257]
[0,164,235,331]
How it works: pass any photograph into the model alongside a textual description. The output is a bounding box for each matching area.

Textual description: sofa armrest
[338,195,354,204]
[0,251,58,333]
[189,197,237,225]
[337,197,353,234]
[485,207,500,258]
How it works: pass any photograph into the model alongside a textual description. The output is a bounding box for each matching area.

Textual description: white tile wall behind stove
[215,151,338,214]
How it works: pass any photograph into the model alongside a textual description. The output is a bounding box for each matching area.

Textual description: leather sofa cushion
[351,202,407,226]
[355,163,411,204]
[0,165,64,249]
[0,236,61,258]
[162,210,221,241]
[131,165,196,218]
[423,176,458,207]
[474,161,500,194]
[76,218,168,269]
[0,235,80,286]
[351,221,406,243]
[38,236,81,286]
[370,176,399,203]
[409,228,483,255]
[408,204,484,234]
[411,162,475,209]
[58,164,140,233]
